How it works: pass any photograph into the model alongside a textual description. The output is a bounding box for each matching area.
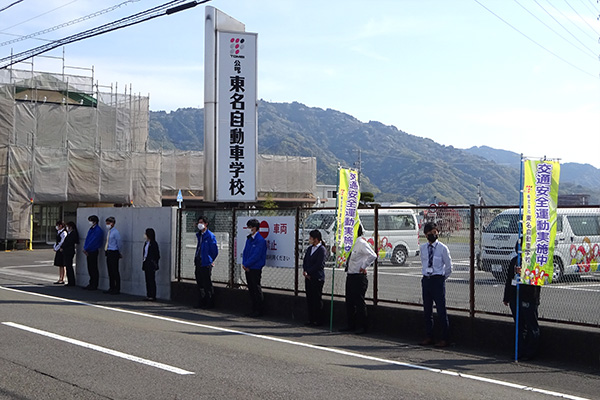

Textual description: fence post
[469,204,476,318]
[294,207,300,296]
[373,205,379,306]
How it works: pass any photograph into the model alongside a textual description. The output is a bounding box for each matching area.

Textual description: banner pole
[330,165,341,332]
[515,154,525,362]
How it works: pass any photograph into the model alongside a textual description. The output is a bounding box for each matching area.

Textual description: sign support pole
[515,154,525,362]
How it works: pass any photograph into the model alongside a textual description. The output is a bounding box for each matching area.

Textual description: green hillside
[149,101,597,204]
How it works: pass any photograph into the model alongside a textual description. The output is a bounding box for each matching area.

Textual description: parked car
[480,208,600,282]
[301,209,420,265]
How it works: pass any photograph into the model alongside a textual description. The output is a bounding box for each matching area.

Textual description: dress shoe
[54,281,65,285]
[419,338,434,346]
[434,340,449,348]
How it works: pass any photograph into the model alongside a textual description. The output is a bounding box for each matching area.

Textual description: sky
[1,0,599,168]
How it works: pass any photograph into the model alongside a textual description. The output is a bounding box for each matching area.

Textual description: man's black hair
[247,219,260,229]
[423,222,437,234]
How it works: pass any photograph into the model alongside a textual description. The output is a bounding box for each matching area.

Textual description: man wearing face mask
[194,216,218,308]
[419,222,452,348]
[83,215,103,290]
[242,219,267,317]
[104,216,122,295]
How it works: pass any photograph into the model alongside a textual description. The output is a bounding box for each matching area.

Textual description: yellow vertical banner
[521,159,561,285]
[335,168,361,268]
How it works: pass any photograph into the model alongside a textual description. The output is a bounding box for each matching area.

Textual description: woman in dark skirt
[61,221,79,287]
[142,228,160,301]
[53,220,67,284]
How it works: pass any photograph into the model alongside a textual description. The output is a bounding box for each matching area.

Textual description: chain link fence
[174,205,600,327]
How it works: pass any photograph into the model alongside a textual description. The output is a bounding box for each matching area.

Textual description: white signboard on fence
[236,216,295,268]
[215,31,258,202]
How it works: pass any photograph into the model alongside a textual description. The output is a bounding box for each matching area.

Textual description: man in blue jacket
[194,216,218,308]
[83,215,103,290]
[242,219,267,317]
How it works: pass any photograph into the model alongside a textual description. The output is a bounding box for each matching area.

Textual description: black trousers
[194,266,214,307]
[144,269,156,299]
[509,298,540,359]
[345,274,368,330]
[245,269,263,314]
[305,278,324,324]
[63,250,76,286]
[421,275,449,340]
[87,250,99,289]
[106,250,120,293]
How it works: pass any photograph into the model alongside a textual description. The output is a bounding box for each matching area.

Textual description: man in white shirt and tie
[419,222,452,347]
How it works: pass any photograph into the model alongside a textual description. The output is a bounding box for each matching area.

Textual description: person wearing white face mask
[83,215,103,290]
[52,220,67,284]
[194,216,218,308]
[104,216,122,295]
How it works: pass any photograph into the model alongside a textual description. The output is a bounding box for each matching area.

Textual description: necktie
[428,244,434,274]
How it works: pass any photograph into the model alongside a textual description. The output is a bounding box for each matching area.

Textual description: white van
[480,208,600,282]
[301,209,420,265]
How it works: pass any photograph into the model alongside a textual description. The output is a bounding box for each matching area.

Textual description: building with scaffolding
[0,65,316,247]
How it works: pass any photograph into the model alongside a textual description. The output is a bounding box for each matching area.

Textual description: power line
[579,0,599,16]
[514,0,597,59]
[562,0,600,37]
[473,0,599,79]
[0,0,79,34]
[0,0,25,14]
[0,0,210,69]
[0,0,141,47]
[586,0,599,10]
[0,31,52,43]
[534,0,598,56]
[552,0,600,41]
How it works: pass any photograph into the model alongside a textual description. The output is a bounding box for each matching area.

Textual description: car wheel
[391,246,408,266]
[552,257,564,283]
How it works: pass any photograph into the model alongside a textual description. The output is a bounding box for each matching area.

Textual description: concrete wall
[76,207,177,299]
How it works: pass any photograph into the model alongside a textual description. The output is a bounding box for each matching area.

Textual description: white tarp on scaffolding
[258,154,316,194]
[0,69,157,240]
[1,69,316,240]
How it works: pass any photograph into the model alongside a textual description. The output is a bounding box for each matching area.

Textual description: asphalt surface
[1,249,599,400]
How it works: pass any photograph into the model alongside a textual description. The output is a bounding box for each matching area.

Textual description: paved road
[1,250,599,399]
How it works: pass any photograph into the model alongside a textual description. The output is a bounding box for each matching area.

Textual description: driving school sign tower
[204,7,258,202]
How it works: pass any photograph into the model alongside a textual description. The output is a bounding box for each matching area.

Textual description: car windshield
[304,213,335,230]
[484,214,519,234]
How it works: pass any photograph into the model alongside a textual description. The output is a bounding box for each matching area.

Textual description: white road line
[0,286,588,400]
[2,321,194,376]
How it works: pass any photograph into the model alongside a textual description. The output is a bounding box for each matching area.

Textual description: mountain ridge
[148,101,599,204]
